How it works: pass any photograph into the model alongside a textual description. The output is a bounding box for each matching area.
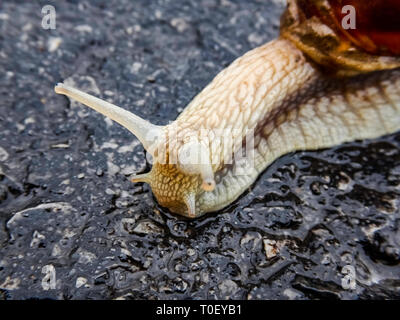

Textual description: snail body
[55,0,400,218]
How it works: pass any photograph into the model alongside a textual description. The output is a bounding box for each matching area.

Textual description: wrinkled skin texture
[156,37,400,216]
[0,0,399,300]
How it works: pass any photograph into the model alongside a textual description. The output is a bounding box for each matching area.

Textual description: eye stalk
[200,164,216,191]
[54,83,163,154]
[177,139,215,192]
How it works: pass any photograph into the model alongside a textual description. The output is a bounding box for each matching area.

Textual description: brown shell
[280,0,400,76]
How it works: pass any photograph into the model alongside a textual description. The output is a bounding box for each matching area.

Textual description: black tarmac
[0,0,399,299]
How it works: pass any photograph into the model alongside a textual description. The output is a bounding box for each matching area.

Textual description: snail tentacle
[55,83,162,153]
[131,172,151,183]
[183,193,196,218]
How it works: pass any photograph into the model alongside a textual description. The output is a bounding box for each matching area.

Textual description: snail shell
[55,0,400,218]
[281,0,400,76]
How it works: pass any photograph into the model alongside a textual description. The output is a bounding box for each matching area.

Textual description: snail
[55,0,400,218]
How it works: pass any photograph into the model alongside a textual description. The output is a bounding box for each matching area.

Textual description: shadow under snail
[55,0,400,218]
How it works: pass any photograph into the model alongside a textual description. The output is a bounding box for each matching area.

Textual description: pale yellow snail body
[55,0,400,218]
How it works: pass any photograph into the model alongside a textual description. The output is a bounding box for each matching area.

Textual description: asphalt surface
[0,0,399,299]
